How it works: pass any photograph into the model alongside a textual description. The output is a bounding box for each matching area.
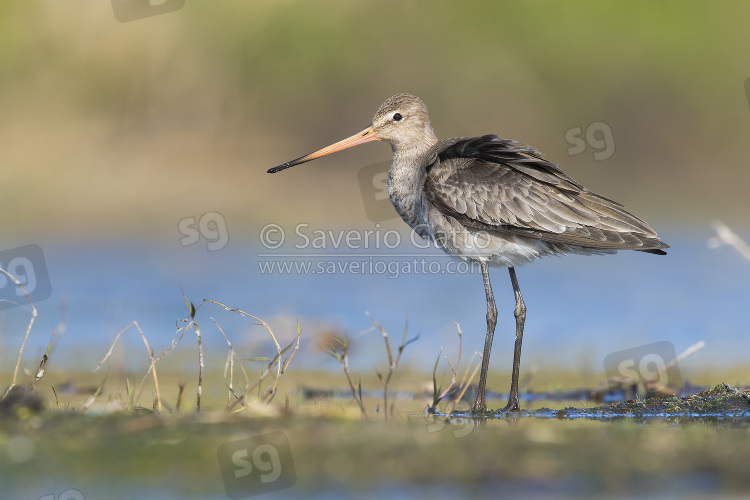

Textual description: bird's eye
[393,113,403,122]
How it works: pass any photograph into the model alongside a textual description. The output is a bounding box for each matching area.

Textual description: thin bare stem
[429,348,443,413]
[456,355,481,405]
[199,299,301,402]
[93,321,162,412]
[200,299,283,379]
[171,297,301,409]
[51,386,61,410]
[192,299,301,405]
[367,314,420,419]
[245,339,296,398]
[237,360,252,394]
[260,321,301,401]
[651,341,706,386]
[708,220,750,261]
[1,267,38,400]
[437,323,464,402]
[155,324,192,361]
[323,334,367,416]
[176,382,187,411]
[457,352,479,401]
[442,353,482,419]
[226,385,247,412]
[32,328,54,391]
[82,372,108,411]
[195,318,203,412]
[211,317,236,406]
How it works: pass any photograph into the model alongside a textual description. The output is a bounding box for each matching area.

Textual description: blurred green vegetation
[1,375,750,498]
[1,1,750,240]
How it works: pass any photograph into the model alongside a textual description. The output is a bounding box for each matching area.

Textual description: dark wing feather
[423,136,669,253]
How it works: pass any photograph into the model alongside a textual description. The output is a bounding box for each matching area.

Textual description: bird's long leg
[473,262,497,412]
[503,266,526,411]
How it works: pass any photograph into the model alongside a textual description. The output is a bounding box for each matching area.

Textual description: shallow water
[1,232,748,375]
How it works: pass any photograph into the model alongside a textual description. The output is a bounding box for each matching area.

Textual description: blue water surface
[1,231,747,377]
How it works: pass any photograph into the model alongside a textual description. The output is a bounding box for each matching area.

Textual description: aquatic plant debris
[437,384,750,422]
[581,383,750,416]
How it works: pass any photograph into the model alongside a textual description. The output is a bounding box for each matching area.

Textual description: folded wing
[423,135,669,254]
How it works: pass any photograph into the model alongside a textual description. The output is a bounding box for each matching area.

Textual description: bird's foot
[502,398,520,412]
[472,400,486,413]
[472,395,498,416]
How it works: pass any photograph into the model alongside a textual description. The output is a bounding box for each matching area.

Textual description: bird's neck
[390,129,438,165]
[387,133,438,231]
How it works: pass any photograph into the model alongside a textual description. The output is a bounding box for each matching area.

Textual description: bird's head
[268,93,437,173]
[369,93,437,152]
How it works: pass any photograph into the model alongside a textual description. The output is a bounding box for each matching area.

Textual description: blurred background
[1,1,749,384]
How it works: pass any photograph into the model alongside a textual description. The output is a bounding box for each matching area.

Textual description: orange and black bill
[268,125,379,173]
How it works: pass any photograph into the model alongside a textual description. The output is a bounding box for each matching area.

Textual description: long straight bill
[268,125,379,173]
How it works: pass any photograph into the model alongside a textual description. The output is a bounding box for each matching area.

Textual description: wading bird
[268,93,668,412]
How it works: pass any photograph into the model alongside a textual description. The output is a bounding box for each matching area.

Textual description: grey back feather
[423,135,669,254]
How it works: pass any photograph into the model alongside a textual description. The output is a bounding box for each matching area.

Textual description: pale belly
[399,202,615,268]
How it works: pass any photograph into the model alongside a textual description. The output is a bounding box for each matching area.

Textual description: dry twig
[0,267,38,400]
[708,220,750,262]
[368,313,420,419]
[93,321,162,412]
[324,333,367,416]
